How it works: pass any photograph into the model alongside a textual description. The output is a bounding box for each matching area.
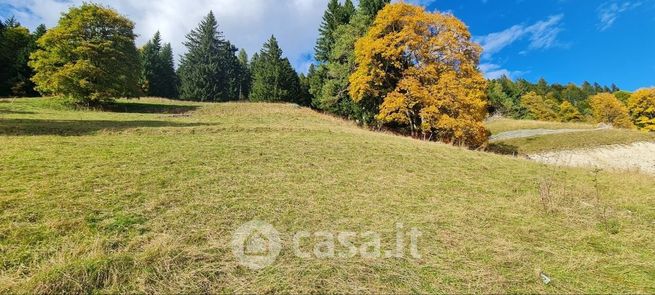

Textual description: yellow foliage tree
[628,88,655,131]
[558,101,583,122]
[520,92,558,121]
[348,3,488,148]
[589,93,634,128]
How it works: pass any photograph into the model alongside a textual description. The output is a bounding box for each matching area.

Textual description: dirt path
[490,127,607,142]
[529,142,655,175]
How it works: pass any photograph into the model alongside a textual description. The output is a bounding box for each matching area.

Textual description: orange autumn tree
[349,3,488,148]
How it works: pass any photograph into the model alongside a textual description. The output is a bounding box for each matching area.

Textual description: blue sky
[428,0,655,91]
[1,0,654,91]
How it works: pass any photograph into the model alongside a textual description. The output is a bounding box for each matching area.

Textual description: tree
[349,3,488,147]
[237,49,251,99]
[559,101,583,122]
[627,88,655,131]
[250,35,302,104]
[139,32,164,96]
[535,78,549,96]
[178,11,238,101]
[159,43,178,98]
[614,90,631,104]
[589,93,634,128]
[520,92,558,121]
[29,4,140,104]
[315,0,347,63]
[0,18,40,97]
[487,79,515,116]
[359,0,390,19]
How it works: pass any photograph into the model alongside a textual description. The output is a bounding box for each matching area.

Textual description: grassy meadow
[486,118,655,155]
[1,98,654,293]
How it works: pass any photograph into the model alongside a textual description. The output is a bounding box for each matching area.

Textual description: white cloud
[475,14,564,59]
[479,63,526,79]
[597,1,641,31]
[1,0,328,71]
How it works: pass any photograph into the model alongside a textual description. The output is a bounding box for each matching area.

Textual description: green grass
[1,98,654,293]
[490,129,655,154]
[486,118,597,135]
[486,117,655,154]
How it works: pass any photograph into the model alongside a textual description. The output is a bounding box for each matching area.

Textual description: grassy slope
[1,98,654,293]
[486,118,597,135]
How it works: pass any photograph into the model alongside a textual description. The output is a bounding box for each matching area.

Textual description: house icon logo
[231,220,282,270]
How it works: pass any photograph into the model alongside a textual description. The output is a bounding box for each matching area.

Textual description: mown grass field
[1,98,654,293]
[486,118,655,155]
[486,117,597,135]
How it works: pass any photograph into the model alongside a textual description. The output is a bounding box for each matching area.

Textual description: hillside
[1,98,654,293]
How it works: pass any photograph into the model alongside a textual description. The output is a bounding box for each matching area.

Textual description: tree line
[2,2,653,146]
[487,76,655,131]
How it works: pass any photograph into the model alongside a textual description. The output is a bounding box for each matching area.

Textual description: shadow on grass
[487,142,520,156]
[0,109,36,115]
[0,118,213,136]
[102,102,199,114]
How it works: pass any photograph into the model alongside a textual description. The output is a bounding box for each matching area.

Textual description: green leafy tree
[487,79,515,116]
[178,11,238,101]
[250,35,302,104]
[29,4,140,104]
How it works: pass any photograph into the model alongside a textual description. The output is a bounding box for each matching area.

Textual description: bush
[29,4,140,105]
[589,93,634,128]
[628,88,655,131]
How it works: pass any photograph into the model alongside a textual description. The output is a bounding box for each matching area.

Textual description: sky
[1,0,654,91]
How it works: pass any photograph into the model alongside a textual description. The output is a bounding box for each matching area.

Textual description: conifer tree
[250,35,302,104]
[178,11,237,101]
[359,0,390,19]
[159,43,178,98]
[139,31,163,96]
[237,48,251,99]
[315,0,353,63]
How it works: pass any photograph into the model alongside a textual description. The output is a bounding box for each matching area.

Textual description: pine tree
[178,11,236,101]
[315,0,345,63]
[250,35,302,104]
[159,43,178,98]
[359,0,390,19]
[237,48,251,99]
[139,31,163,96]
